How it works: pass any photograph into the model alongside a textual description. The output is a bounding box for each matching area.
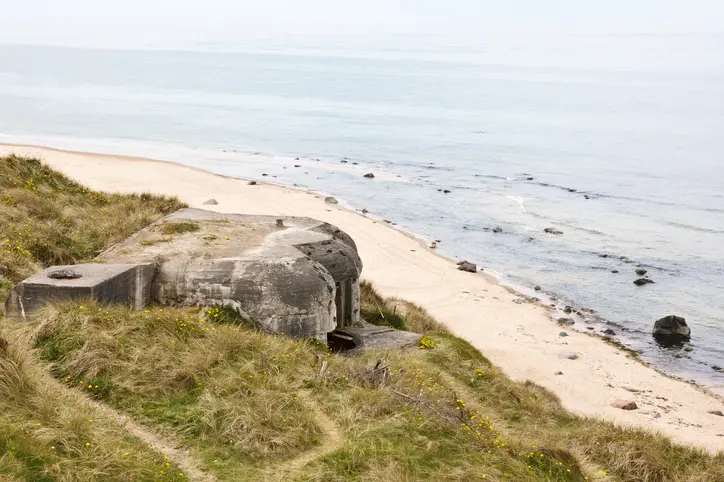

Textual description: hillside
[1,155,723,481]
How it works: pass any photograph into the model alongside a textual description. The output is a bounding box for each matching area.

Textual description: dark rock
[340,160,348,163]
[492,226,502,233]
[361,209,369,214]
[568,188,577,193]
[544,227,563,235]
[526,177,534,181]
[611,400,638,410]
[708,410,724,417]
[248,181,257,185]
[384,219,392,224]
[563,306,573,314]
[584,195,590,199]
[586,326,594,330]
[363,173,375,179]
[324,197,339,205]
[634,278,655,286]
[558,318,575,326]
[457,261,477,273]
[534,285,541,291]
[599,253,609,258]
[712,365,723,372]
[554,371,563,375]
[611,270,619,274]
[294,164,301,168]
[47,269,82,280]
[602,329,617,336]
[636,268,648,276]
[652,315,690,345]
[262,173,268,177]
[559,332,569,337]
[203,199,219,205]
[443,189,451,194]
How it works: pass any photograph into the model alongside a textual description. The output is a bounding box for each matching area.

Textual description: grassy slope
[1,156,723,481]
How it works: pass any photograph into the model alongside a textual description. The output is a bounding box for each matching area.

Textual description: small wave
[506,195,528,213]
[665,220,724,234]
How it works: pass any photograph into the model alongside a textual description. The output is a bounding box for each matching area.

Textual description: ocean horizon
[1,33,722,394]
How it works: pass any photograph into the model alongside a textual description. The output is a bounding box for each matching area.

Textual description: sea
[0,34,722,394]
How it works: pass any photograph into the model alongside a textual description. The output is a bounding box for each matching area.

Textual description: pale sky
[1,0,723,47]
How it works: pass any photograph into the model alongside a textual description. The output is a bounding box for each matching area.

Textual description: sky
[1,0,723,47]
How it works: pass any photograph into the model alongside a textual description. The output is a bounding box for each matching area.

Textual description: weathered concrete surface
[5,264,153,320]
[98,208,363,339]
[328,322,421,352]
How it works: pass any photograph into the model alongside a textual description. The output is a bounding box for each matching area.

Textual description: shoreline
[2,142,723,452]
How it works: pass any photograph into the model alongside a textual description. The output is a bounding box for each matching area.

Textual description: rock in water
[544,227,563,235]
[636,268,648,276]
[653,315,691,343]
[457,261,477,273]
[602,329,617,336]
[203,199,219,205]
[443,189,452,194]
[363,173,375,179]
[611,400,638,410]
[492,226,502,233]
[634,278,655,286]
[324,197,339,205]
[558,318,575,326]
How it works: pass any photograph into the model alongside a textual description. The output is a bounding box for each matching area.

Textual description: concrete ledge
[4,263,154,320]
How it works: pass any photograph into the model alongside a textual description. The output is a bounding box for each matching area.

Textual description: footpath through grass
[1,155,723,481]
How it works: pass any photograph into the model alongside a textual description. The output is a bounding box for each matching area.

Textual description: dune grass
[1,156,723,481]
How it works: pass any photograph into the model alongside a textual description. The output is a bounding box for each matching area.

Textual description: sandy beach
[2,143,723,453]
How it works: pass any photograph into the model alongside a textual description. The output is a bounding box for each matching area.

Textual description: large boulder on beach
[457,261,477,273]
[653,315,690,341]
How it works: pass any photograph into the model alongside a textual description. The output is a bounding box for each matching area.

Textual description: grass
[161,222,200,236]
[1,156,723,481]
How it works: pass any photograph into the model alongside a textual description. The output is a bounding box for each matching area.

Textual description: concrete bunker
[5,208,362,342]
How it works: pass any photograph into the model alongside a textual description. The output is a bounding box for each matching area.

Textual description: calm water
[1,35,723,393]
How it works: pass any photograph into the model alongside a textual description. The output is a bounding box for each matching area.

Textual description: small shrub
[418,335,435,350]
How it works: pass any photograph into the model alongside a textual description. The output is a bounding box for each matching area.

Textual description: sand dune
[2,143,722,452]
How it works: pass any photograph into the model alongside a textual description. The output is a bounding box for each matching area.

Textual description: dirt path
[85,398,216,482]
[264,390,344,481]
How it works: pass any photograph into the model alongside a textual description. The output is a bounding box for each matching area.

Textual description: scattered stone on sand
[559,332,569,337]
[708,410,724,417]
[653,315,691,340]
[636,268,648,276]
[558,318,575,326]
[203,199,218,205]
[248,181,257,185]
[554,371,563,375]
[612,400,638,410]
[622,386,641,393]
[324,197,339,205]
[634,278,655,286]
[492,226,502,233]
[275,219,284,228]
[563,306,573,314]
[443,189,451,194]
[544,227,563,235]
[384,219,392,224]
[457,261,477,273]
[47,269,82,280]
[363,173,375,179]
[602,329,617,336]
[534,285,541,291]
[430,242,437,249]
[565,353,579,360]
